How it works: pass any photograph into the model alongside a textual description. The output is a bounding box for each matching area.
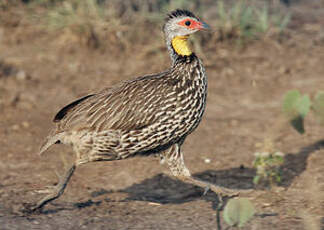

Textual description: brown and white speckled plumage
[42,54,206,163]
[28,9,241,213]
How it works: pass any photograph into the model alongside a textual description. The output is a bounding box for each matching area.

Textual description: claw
[203,185,210,196]
[21,202,43,214]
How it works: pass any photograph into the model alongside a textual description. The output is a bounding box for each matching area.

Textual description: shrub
[216,0,290,42]
[282,90,324,134]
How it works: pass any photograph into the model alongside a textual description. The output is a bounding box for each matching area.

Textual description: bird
[28,9,239,212]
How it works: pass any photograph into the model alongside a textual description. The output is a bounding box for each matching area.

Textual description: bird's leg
[161,143,243,198]
[27,164,76,212]
[180,175,240,198]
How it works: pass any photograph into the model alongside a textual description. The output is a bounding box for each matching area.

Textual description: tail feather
[39,132,64,156]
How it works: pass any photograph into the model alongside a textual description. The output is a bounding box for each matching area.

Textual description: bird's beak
[199,21,210,30]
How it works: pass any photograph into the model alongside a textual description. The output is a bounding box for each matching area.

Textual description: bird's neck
[171,36,192,56]
[167,35,193,64]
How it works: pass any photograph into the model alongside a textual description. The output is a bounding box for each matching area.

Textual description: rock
[22,121,30,128]
[16,70,27,80]
[204,158,211,163]
[11,124,20,131]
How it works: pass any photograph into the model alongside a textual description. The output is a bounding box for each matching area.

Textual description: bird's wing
[55,71,179,133]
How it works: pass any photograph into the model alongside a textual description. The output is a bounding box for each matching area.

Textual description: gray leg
[29,164,76,212]
[161,143,244,197]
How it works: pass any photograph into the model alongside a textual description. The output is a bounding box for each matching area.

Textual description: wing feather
[53,94,95,122]
[55,71,176,133]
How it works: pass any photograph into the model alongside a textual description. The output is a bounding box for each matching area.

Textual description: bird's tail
[39,132,64,156]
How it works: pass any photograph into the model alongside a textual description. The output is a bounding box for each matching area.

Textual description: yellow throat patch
[171,35,192,56]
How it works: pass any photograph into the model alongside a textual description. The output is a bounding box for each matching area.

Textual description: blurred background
[0,0,323,229]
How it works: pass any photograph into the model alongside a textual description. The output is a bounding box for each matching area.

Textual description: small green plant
[223,198,255,227]
[253,150,284,186]
[282,90,324,134]
[253,138,284,186]
[282,90,311,134]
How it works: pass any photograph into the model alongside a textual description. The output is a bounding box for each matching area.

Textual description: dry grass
[215,0,290,42]
[0,0,292,52]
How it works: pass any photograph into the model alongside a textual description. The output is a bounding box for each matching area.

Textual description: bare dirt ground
[0,3,324,230]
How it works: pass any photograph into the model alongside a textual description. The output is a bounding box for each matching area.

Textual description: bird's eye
[185,20,191,26]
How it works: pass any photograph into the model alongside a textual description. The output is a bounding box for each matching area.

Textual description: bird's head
[164,9,209,57]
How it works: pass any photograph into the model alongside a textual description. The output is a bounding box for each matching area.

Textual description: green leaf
[257,6,269,33]
[223,198,255,227]
[253,175,260,185]
[217,1,227,23]
[312,91,324,125]
[278,13,291,33]
[282,90,311,134]
[297,95,311,118]
[282,90,301,119]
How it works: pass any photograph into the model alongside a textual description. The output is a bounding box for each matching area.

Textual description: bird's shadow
[118,167,254,204]
[279,139,324,187]
[34,139,324,215]
[35,167,254,215]
[115,139,324,204]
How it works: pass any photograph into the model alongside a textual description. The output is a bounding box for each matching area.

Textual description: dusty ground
[0,3,324,230]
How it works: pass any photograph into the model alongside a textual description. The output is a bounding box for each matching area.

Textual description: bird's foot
[186,176,253,199]
[208,184,240,197]
[203,185,210,196]
[21,202,44,214]
[25,165,76,213]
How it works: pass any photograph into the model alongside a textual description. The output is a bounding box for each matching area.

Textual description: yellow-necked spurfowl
[29,9,239,212]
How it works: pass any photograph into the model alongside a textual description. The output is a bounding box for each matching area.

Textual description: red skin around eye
[177,18,202,30]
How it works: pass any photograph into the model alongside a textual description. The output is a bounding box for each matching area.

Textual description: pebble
[16,70,27,80]
[204,158,211,164]
[32,220,40,225]
[22,121,30,128]
[278,66,290,75]
[148,202,161,206]
[11,124,20,131]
